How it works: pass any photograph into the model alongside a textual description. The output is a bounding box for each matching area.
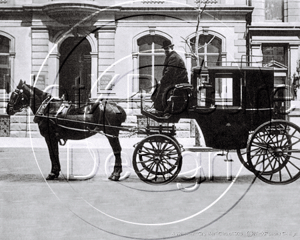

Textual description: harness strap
[48,119,68,146]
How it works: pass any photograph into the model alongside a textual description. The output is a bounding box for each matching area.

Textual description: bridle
[6,88,28,115]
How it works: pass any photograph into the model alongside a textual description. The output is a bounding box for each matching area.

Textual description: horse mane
[23,83,50,101]
[21,83,51,114]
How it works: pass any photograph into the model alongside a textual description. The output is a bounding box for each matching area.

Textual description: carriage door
[59,37,91,105]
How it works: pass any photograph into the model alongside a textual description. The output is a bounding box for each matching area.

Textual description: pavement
[0,135,248,181]
[0,135,195,147]
[1,136,300,240]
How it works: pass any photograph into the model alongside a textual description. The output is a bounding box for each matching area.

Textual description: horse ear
[17,80,23,89]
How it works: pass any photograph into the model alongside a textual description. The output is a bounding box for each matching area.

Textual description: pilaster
[250,43,262,67]
[96,26,116,95]
[290,44,299,78]
[31,27,49,90]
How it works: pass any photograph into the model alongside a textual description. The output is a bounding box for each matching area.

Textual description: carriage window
[197,74,211,107]
[190,34,222,67]
[215,76,233,106]
[137,35,167,93]
[214,73,242,107]
[0,35,10,93]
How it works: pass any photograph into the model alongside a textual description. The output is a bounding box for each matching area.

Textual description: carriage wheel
[132,134,182,184]
[237,148,254,172]
[247,120,300,184]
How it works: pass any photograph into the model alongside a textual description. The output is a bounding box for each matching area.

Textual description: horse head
[6,80,29,115]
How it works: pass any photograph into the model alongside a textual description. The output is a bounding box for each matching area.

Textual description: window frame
[190,34,222,67]
[262,43,288,66]
[0,35,11,94]
[137,35,167,94]
[264,0,284,22]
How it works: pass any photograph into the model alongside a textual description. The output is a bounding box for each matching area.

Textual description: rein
[12,82,134,139]
[36,114,137,133]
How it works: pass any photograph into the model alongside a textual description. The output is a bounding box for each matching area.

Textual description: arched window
[0,35,10,93]
[137,35,168,93]
[190,34,222,67]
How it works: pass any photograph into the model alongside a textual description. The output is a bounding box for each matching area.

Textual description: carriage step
[138,125,176,136]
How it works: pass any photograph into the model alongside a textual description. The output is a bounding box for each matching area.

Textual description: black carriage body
[138,66,300,185]
[191,66,274,149]
[143,66,274,150]
[142,66,274,150]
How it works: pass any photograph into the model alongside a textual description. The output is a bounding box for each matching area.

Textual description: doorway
[59,37,91,104]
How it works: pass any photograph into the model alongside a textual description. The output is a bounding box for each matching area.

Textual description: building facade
[249,0,300,87]
[0,0,299,137]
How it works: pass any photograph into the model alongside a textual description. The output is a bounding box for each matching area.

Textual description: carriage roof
[195,65,275,95]
[206,66,274,71]
[197,65,274,78]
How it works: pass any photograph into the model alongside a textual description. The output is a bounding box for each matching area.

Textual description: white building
[0,0,298,137]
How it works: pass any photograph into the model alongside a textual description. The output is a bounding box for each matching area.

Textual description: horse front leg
[45,136,60,180]
[107,136,122,181]
[39,121,61,180]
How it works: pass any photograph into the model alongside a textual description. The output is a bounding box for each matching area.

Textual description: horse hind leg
[107,135,122,181]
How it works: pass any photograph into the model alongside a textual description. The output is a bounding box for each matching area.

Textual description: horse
[6,80,127,181]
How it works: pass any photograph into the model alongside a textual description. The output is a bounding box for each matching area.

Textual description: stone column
[290,44,299,79]
[96,26,116,96]
[132,53,139,94]
[185,53,192,83]
[250,43,262,67]
[90,52,98,99]
[31,27,49,90]
[48,52,60,97]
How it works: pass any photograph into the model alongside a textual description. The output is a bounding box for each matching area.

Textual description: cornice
[119,6,254,15]
[0,3,253,24]
[0,4,253,14]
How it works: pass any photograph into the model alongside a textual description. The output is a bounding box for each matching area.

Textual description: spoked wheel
[247,120,300,184]
[237,148,254,172]
[132,134,182,184]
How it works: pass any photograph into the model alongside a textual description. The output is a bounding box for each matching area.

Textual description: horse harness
[34,97,121,145]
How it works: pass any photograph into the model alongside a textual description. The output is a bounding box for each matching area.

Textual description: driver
[150,39,189,113]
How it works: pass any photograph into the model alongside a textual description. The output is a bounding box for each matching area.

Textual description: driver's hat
[162,40,174,49]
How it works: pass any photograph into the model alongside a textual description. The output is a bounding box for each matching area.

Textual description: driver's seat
[163,83,193,114]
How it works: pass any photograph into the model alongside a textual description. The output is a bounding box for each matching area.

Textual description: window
[190,34,222,67]
[0,35,10,93]
[215,74,233,106]
[197,71,242,108]
[137,35,167,93]
[262,44,287,66]
[262,44,288,94]
[265,0,283,21]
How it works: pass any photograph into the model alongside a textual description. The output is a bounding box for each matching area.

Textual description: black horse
[6,80,127,181]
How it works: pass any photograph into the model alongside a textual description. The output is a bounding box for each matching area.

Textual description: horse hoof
[108,174,120,181]
[46,173,59,180]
